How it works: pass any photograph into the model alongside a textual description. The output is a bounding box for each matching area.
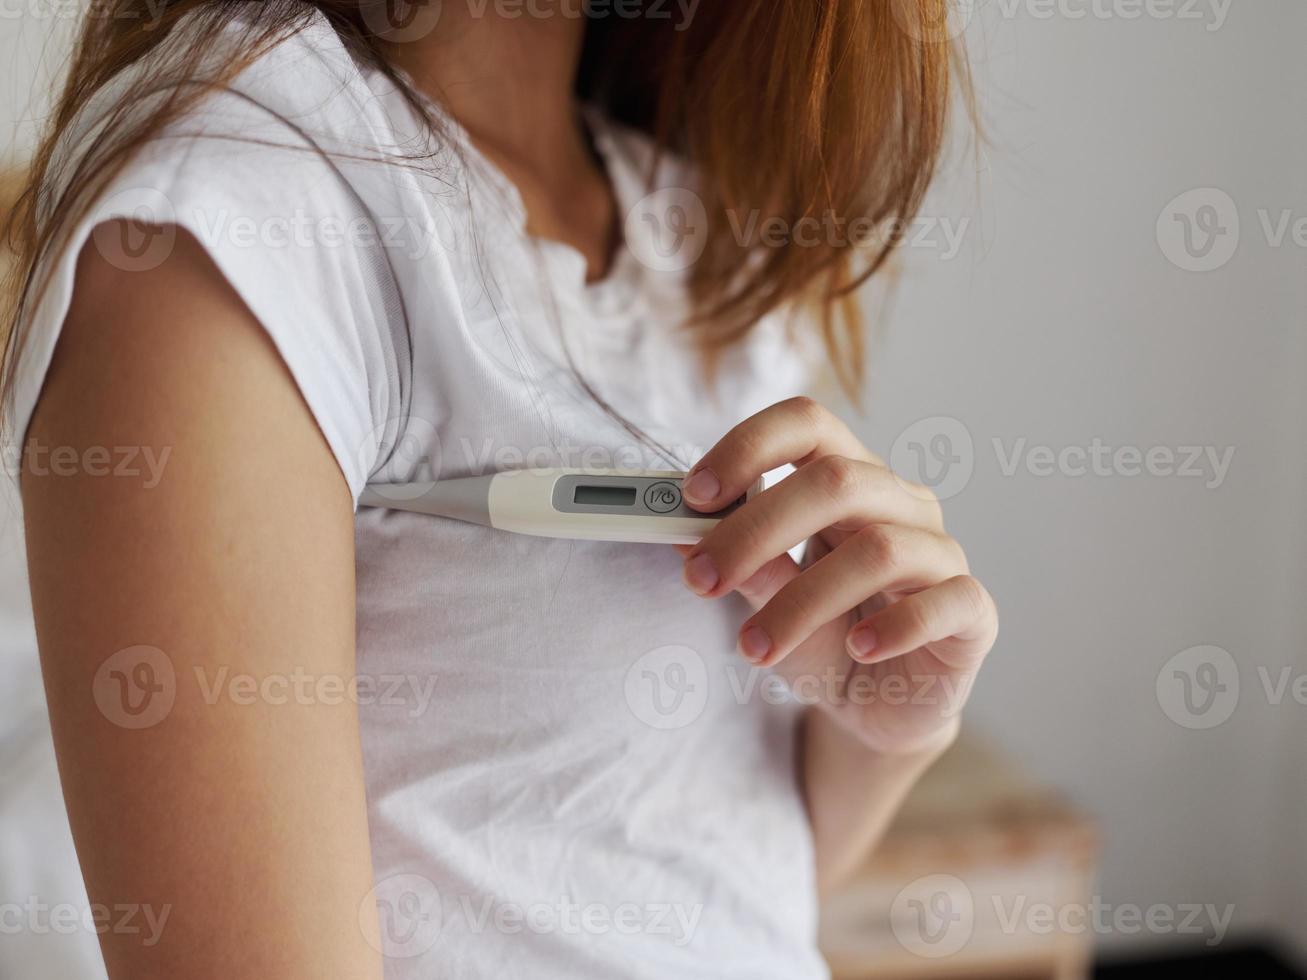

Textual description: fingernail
[683,552,719,595]
[739,625,772,663]
[847,627,877,661]
[682,468,720,506]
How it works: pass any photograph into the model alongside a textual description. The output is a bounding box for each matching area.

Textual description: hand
[678,397,998,756]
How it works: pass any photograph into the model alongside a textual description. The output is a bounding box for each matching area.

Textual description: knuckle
[855,523,904,572]
[783,395,828,429]
[813,454,862,501]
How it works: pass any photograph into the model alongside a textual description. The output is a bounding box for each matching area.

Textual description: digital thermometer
[358,469,760,544]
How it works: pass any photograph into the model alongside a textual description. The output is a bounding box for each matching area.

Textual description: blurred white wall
[1,0,1304,971]
[868,0,1307,961]
[0,2,76,165]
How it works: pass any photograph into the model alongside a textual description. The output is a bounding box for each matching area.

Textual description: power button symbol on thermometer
[644,482,682,514]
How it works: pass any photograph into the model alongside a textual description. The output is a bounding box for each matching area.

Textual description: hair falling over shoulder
[2,0,972,414]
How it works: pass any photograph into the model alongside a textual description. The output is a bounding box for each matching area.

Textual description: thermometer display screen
[573,485,638,507]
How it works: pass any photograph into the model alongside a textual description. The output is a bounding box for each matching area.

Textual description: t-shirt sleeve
[8,85,408,506]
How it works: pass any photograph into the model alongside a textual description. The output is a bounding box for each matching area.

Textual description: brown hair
[3,0,967,415]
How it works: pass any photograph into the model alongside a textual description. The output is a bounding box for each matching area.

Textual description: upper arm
[22,224,383,979]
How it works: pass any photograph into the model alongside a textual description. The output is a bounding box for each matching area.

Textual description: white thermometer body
[358,469,759,545]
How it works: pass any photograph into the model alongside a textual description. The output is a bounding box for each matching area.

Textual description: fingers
[682,397,873,511]
[737,526,968,666]
[682,456,942,600]
[675,397,995,683]
[676,544,803,611]
[846,575,998,668]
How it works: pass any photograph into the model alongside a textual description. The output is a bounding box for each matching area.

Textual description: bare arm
[801,708,949,896]
[22,225,383,979]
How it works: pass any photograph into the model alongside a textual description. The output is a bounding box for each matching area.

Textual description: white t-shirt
[12,12,827,979]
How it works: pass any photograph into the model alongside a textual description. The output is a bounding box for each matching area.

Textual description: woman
[6,1,996,977]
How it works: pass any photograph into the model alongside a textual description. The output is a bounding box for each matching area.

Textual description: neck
[382,5,591,180]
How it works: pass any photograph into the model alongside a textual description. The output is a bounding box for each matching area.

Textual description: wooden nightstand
[819,734,1100,980]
